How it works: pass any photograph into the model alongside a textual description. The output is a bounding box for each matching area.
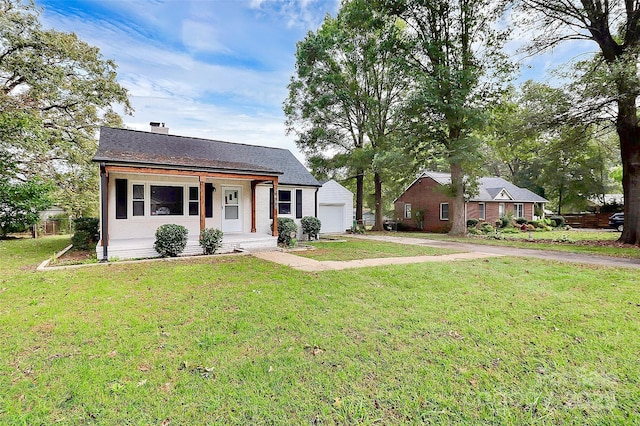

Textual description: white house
[317,180,353,233]
[93,125,321,260]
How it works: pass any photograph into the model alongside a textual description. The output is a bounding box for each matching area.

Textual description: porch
[96,233,278,261]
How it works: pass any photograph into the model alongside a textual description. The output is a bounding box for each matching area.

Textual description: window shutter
[205,183,213,218]
[269,188,274,219]
[115,179,127,219]
[296,189,302,218]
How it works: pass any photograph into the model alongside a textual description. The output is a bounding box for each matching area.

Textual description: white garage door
[318,204,345,233]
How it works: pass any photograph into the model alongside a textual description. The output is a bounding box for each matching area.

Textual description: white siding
[255,184,318,236]
[317,180,353,234]
[105,173,201,241]
[103,173,255,241]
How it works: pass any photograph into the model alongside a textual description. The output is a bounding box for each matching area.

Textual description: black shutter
[269,188,274,219]
[296,189,302,218]
[205,183,213,218]
[115,179,127,219]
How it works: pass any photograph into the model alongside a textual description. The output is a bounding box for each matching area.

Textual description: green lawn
[1,236,639,424]
[372,229,640,258]
[297,238,459,261]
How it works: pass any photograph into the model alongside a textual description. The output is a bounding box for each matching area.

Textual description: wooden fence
[561,213,612,229]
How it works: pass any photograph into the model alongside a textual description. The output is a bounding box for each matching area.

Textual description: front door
[222,186,242,232]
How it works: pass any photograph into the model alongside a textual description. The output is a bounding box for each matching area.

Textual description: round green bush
[154,224,188,257]
[466,219,479,228]
[199,228,223,255]
[273,217,297,246]
[301,216,321,240]
[549,215,565,228]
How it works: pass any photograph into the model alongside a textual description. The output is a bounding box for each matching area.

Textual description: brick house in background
[394,171,548,232]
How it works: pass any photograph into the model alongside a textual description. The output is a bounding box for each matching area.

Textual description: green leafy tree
[0,0,131,217]
[518,0,640,243]
[380,0,512,235]
[0,178,52,236]
[285,0,411,229]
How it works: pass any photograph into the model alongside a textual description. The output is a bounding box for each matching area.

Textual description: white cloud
[181,19,230,54]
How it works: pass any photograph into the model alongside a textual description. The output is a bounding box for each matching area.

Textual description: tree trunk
[449,162,467,236]
[355,169,364,225]
[372,172,383,231]
[617,108,640,244]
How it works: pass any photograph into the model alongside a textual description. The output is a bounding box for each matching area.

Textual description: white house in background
[93,125,321,260]
[317,179,353,233]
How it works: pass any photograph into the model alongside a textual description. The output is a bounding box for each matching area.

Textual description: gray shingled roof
[93,127,321,187]
[422,171,548,203]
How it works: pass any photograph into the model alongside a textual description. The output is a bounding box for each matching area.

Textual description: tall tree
[519,0,640,243]
[284,0,410,229]
[380,0,511,235]
[0,0,131,217]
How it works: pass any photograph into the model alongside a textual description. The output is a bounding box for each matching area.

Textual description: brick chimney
[150,122,169,134]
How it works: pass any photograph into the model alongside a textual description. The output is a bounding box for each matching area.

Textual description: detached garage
[317,180,353,234]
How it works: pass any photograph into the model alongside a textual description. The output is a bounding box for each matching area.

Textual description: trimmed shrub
[466,219,479,228]
[71,217,99,250]
[199,228,224,255]
[515,217,528,225]
[154,224,188,257]
[301,216,321,240]
[550,215,565,228]
[274,217,297,246]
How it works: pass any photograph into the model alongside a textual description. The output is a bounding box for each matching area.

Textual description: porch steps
[96,234,277,261]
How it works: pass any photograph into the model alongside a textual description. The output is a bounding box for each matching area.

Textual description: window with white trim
[404,203,412,219]
[132,184,145,216]
[278,190,292,215]
[440,203,449,221]
[188,186,199,216]
[478,202,485,220]
[150,185,184,216]
[514,203,524,218]
[498,202,505,217]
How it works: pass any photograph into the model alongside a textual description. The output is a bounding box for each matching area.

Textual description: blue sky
[35,0,595,163]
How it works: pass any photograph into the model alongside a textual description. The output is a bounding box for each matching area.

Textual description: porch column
[272,179,278,237]
[199,175,206,233]
[251,181,257,233]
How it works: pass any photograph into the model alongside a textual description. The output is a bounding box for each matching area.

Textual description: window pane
[441,204,449,219]
[133,200,144,216]
[225,205,239,220]
[279,203,291,215]
[189,201,199,216]
[133,184,144,200]
[279,190,291,202]
[189,187,199,201]
[150,186,184,215]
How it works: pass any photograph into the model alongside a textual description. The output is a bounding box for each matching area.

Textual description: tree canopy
[284,0,411,229]
[0,0,131,221]
[518,0,640,243]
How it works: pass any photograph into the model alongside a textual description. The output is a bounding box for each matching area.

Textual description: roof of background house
[93,127,321,187]
[414,171,548,203]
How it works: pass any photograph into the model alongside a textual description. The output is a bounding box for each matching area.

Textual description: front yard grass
[374,229,640,258]
[1,236,639,424]
[297,238,460,261]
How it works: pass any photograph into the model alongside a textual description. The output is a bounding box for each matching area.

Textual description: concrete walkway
[253,250,501,272]
[253,234,640,271]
